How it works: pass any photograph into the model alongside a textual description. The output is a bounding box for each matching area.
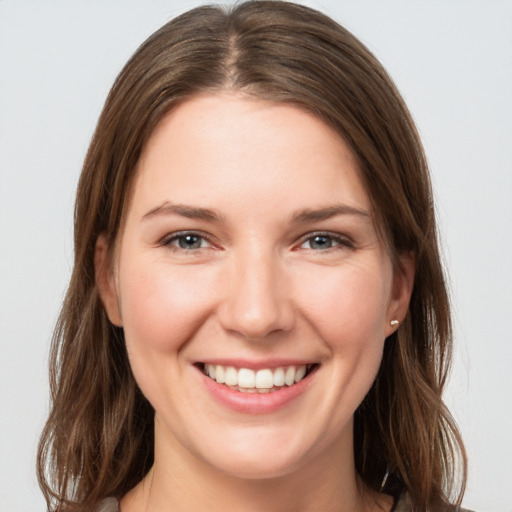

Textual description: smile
[202,364,316,393]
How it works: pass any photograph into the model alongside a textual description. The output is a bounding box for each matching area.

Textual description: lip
[196,362,318,414]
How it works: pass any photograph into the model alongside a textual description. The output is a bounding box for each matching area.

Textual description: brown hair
[37,2,467,511]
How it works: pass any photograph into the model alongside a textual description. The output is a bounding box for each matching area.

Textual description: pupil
[179,235,201,249]
[312,236,331,249]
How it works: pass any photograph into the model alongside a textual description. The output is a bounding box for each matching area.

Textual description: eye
[299,233,353,251]
[162,232,211,251]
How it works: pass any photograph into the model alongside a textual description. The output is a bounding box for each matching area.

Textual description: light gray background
[1,1,511,511]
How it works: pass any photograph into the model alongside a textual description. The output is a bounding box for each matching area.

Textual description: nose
[218,249,295,341]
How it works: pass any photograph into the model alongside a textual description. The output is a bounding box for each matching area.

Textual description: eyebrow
[142,202,224,222]
[290,205,370,224]
[142,201,370,224]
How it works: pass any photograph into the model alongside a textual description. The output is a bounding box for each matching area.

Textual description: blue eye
[306,235,334,250]
[300,233,351,251]
[164,232,210,250]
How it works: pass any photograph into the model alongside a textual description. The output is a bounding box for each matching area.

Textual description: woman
[37,1,469,511]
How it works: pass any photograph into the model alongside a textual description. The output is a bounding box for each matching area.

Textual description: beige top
[95,497,119,512]
[95,494,474,511]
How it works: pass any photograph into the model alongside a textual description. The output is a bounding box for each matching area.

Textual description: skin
[96,93,414,512]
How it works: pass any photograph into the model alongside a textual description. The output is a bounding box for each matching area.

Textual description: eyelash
[160,230,354,253]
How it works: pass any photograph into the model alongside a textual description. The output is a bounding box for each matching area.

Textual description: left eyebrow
[290,205,371,224]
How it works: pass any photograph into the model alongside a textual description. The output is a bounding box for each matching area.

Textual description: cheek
[295,263,392,427]
[297,262,391,352]
[118,258,217,353]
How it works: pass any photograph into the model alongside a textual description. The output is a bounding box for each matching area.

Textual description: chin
[181,419,343,483]
[202,449,307,481]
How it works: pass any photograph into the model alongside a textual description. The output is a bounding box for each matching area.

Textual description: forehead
[128,93,371,223]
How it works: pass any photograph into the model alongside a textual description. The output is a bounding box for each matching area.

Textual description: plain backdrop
[1,1,511,511]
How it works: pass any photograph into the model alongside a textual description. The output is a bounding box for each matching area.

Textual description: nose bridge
[220,243,293,340]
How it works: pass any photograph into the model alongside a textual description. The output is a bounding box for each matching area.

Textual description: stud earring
[390,320,399,327]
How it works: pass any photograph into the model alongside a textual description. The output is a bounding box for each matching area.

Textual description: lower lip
[199,368,315,414]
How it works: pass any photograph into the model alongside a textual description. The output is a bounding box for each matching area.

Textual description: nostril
[219,306,296,341]
[217,265,295,340]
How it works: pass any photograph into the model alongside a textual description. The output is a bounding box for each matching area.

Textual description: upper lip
[196,359,318,370]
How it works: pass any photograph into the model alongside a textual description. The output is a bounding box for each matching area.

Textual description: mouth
[198,363,319,394]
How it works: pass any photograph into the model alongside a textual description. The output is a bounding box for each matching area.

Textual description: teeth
[238,368,255,388]
[224,367,237,386]
[284,366,295,386]
[203,364,310,390]
[215,365,225,384]
[255,369,273,389]
[273,367,285,387]
[294,365,307,382]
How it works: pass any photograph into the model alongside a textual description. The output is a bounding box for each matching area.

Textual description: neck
[120,417,389,512]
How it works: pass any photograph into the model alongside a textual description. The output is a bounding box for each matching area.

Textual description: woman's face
[98,94,412,479]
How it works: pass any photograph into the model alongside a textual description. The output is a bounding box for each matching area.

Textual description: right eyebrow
[141,201,224,223]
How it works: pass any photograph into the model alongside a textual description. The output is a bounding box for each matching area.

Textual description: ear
[386,252,415,337]
[94,234,123,327]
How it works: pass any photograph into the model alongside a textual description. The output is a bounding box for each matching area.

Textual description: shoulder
[393,493,476,512]
[94,497,119,512]
[95,494,477,512]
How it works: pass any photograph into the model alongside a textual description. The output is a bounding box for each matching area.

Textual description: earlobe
[386,252,415,336]
[94,234,123,327]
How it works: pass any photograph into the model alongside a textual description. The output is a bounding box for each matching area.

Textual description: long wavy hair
[37,2,467,511]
